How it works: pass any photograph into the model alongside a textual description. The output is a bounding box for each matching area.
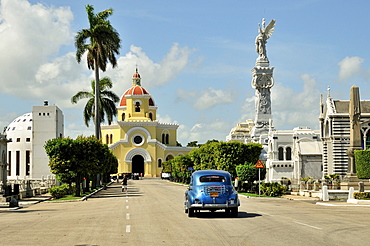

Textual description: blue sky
[1,0,370,145]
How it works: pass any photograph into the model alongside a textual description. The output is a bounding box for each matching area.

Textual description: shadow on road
[192,211,261,219]
[90,184,143,199]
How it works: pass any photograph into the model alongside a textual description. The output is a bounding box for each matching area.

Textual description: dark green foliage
[44,136,118,196]
[165,141,262,183]
[186,141,198,147]
[354,192,370,199]
[166,155,193,183]
[355,150,370,179]
[190,141,262,176]
[49,184,74,199]
[260,182,286,197]
[71,77,119,127]
[236,163,266,191]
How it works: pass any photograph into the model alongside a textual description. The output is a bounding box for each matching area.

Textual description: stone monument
[346,85,362,175]
[251,19,276,141]
[342,85,369,190]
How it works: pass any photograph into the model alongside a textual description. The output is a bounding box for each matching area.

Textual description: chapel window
[122,113,125,121]
[135,102,141,112]
[278,147,284,161]
[286,147,292,160]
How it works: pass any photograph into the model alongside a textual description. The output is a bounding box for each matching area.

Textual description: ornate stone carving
[255,19,276,63]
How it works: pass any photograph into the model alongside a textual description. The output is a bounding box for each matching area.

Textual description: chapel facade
[101,69,192,177]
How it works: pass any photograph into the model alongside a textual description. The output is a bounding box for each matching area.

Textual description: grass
[239,192,279,198]
[52,194,84,201]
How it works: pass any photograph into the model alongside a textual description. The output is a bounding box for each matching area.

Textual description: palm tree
[75,4,121,139]
[71,77,120,127]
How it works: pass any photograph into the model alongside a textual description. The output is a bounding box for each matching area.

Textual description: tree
[189,141,262,176]
[45,136,118,197]
[75,4,121,139]
[71,77,119,127]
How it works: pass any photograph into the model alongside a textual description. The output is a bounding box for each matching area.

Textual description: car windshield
[199,175,226,183]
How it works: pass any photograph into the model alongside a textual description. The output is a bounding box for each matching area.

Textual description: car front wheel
[188,208,195,217]
[230,207,238,217]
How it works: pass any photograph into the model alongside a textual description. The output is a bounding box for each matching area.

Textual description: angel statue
[255,18,276,60]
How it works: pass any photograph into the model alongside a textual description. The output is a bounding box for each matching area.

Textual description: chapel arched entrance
[132,155,144,174]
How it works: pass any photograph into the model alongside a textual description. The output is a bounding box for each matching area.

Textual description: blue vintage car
[184,170,240,217]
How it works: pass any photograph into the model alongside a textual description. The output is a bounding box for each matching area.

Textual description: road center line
[294,221,322,230]
[126,205,129,209]
[126,200,129,202]
[126,213,130,220]
[126,225,131,233]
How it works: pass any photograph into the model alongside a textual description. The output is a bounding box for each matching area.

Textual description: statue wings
[264,19,276,39]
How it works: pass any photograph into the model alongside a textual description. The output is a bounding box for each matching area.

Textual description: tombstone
[359,181,365,192]
[9,197,18,207]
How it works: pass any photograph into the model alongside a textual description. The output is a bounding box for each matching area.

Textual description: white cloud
[104,43,193,96]
[178,120,230,145]
[0,0,73,96]
[338,56,364,81]
[240,74,321,130]
[176,87,236,110]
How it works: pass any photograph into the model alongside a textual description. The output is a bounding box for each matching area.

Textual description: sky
[1,0,370,145]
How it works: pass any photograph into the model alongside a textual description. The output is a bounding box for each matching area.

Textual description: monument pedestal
[341,175,370,191]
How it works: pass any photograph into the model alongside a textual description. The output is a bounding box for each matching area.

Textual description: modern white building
[5,101,63,179]
[0,134,8,186]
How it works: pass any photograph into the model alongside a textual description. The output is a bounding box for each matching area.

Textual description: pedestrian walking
[121,175,128,192]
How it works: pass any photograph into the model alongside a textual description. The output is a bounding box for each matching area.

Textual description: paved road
[1,178,370,245]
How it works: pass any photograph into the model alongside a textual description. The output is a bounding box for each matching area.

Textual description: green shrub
[260,182,286,197]
[355,150,370,179]
[354,192,370,199]
[49,184,72,199]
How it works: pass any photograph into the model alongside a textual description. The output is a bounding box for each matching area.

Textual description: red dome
[133,72,140,78]
[119,86,155,106]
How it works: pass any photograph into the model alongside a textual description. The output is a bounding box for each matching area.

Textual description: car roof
[192,170,230,177]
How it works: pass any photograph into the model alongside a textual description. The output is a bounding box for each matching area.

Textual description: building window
[162,134,165,144]
[149,112,153,121]
[286,147,292,161]
[26,150,30,176]
[166,134,169,144]
[16,138,20,142]
[122,113,125,121]
[135,102,140,112]
[132,134,144,146]
[110,134,113,144]
[16,151,20,176]
[278,147,284,160]
[27,126,31,130]
[158,159,162,168]
[7,151,11,176]
[106,134,109,144]
[26,138,31,142]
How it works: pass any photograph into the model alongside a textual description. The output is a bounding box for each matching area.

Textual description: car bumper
[189,202,239,209]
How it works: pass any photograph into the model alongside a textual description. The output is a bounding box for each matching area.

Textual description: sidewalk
[283,194,370,206]
[0,193,52,211]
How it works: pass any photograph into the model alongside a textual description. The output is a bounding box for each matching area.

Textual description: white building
[266,127,322,182]
[0,134,8,186]
[5,101,63,179]
[319,92,370,176]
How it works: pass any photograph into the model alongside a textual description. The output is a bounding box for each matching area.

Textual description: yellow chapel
[101,69,192,177]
